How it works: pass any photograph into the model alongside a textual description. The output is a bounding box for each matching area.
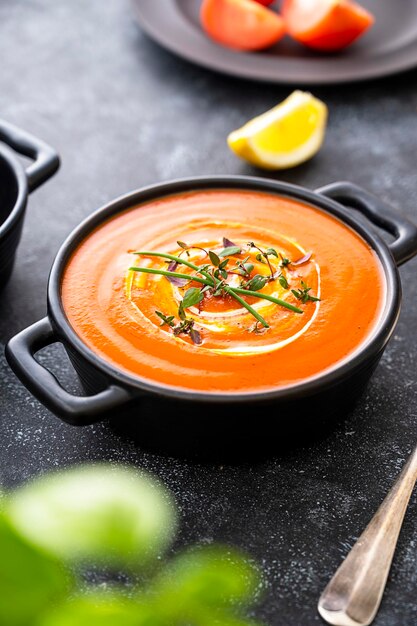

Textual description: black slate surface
[1,2,417,624]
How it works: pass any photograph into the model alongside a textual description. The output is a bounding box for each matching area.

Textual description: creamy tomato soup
[61,190,385,393]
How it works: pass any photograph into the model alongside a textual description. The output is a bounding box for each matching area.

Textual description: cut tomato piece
[200,0,286,51]
[254,0,275,5]
[282,0,374,51]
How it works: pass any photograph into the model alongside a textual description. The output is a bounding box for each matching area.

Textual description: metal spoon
[318,445,417,626]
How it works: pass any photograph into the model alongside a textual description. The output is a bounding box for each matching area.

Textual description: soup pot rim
[0,119,60,244]
[46,175,405,404]
[0,144,28,239]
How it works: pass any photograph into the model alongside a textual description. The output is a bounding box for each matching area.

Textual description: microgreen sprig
[155,287,204,345]
[248,242,278,279]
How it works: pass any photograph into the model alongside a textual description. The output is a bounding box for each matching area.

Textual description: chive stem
[233,288,303,314]
[133,251,215,286]
[129,267,209,286]
[224,287,269,328]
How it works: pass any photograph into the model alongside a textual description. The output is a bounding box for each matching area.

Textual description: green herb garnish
[219,245,242,257]
[243,274,268,292]
[208,250,221,267]
[181,287,204,309]
[291,280,320,304]
[155,287,204,344]
[129,238,318,344]
[248,242,278,279]
[278,275,289,289]
[155,311,175,327]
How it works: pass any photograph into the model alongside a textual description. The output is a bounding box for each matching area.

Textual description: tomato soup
[61,190,385,394]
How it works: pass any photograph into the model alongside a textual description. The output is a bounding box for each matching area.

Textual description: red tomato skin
[282,0,374,51]
[200,0,286,51]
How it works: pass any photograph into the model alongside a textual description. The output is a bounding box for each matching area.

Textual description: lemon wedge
[227,90,328,170]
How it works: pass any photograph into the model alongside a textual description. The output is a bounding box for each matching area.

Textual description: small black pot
[6,177,417,458]
[0,120,59,289]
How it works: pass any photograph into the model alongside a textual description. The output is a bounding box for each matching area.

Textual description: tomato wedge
[282,0,375,51]
[200,0,286,51]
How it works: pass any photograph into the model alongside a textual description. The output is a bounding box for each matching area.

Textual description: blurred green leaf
[195,616,262,626]
[37,593,162,626]
[2,466,263,626]
[6,464,177,569]
[147,545,261,621]
[38,592,261,626]
[0,514,69,625]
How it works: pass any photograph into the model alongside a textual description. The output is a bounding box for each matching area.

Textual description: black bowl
[6,176,417,458]
[0,120,59,289]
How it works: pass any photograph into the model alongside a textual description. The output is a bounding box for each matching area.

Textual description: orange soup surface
[62,190,385,394]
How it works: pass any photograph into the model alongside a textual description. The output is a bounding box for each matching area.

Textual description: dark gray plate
[132,0,417,84]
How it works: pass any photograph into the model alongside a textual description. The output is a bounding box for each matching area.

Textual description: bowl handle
[5,317,131,425]
[316,181,417,267]
[0,120,60,192]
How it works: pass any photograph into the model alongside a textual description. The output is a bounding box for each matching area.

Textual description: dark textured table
[1,2,417,624]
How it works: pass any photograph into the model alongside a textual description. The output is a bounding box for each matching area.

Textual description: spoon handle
[318,446,417,626]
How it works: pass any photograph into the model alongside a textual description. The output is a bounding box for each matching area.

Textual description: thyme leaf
[219,246,242,257]
[248,242,275,278]
[291,281,320,304]
[243,274,268,292]
[209,251,221,267]
[266,248,279,258]
[155,311,175,327]
[155,309,202,345]
[181,287,204,309]
[278,275,289,289]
